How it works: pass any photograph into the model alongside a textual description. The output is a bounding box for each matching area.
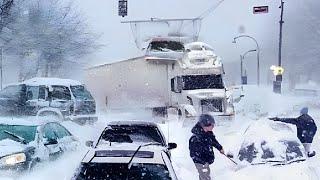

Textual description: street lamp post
[240,49,257,84]
[233,35,260,86]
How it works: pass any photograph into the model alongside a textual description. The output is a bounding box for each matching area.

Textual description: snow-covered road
[3,85,320,180]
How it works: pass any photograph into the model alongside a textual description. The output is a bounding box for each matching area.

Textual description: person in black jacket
[270,107,317,157]
[189,114,224,180]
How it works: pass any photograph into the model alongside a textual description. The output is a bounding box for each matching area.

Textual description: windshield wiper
[127,142,162,169]
[125,142,162,180]
[3,130,27,144]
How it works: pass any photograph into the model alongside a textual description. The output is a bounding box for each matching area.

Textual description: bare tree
[5,0,99,80]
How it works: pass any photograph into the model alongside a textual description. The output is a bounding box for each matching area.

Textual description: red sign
[253,6,269,14]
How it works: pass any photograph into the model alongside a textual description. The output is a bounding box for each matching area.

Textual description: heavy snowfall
[0,0,319,180]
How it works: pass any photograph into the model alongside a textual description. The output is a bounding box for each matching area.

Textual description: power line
[198,0,226,20]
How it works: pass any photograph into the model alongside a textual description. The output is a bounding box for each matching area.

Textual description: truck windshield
[70,85,93,100]
[182,74,224,90]
[73,163,172,180]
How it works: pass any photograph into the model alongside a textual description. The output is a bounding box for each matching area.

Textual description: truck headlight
[1,153,26,166]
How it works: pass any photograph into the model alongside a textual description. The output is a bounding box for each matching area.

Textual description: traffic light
[118,0,128,17]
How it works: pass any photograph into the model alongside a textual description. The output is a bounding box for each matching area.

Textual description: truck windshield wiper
[3,130,27,144]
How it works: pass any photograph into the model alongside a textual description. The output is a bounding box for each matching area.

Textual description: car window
[43,124,58,140]
[70,85,93,100]
[51,85,71,100]
[26,86,39,100]
[100,125,165,145]
[149,41,184,52]
[238,140,305,164]
[39,85,46,100]
[53,123,71,139]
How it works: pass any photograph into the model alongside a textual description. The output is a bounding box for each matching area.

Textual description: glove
[220,149,225,154]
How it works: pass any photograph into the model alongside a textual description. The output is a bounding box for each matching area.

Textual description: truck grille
[201,99,223,113]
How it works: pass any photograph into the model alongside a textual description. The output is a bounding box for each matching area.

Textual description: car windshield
[238,140,305,164]
[98,125,165,146]
[70,85,94,100]
[73,163,172,180]
[0,124,37,144]
[149,41,184,52]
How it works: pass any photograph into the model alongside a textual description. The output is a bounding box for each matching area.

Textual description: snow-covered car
[145,37,185,60]
[181,42,222,68]
[223,120,319,180]
[86,121,177,156]
[0,77,97,124]
[72,143,178,180]
[0,119,78,176]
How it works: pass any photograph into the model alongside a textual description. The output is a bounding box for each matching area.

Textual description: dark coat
[277,114,317,143]
[189,123,223,165]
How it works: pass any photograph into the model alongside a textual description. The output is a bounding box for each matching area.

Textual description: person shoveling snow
[269,107,317,157]
[189,114,225,180]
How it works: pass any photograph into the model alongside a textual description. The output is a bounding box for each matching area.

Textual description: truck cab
[170,42,235,123]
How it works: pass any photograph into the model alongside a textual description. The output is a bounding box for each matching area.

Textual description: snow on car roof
[184,42,214,50]
[243,119,297,141]
[107,120,158,127]
[83,143,166,164]
[21,77,82,86]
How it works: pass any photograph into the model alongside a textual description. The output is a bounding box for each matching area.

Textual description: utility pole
[274,0,285,94]
[278,0,284,67]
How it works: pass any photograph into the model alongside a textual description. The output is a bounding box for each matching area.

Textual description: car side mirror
[168,142,177,150]
[44,138,58,146]
[240,95,244,98]
[85,140,94,147]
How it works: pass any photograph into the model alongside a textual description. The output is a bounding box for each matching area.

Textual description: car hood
[219,161,316,180]
[0,139,26,157]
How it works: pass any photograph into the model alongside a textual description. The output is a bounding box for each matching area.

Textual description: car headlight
[0,153,26,166]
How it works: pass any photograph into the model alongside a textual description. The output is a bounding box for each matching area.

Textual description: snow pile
[235,85,316,119]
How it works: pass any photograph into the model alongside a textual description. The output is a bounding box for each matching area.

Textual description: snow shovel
[222,153,238,165]
[222,153,246,171]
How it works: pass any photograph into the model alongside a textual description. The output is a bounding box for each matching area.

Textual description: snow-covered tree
[4,0,98,80]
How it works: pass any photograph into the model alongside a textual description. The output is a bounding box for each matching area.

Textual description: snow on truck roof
[21,77,82,86]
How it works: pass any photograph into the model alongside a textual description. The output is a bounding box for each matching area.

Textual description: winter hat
[300,107,308,115]
[198,114,215,127]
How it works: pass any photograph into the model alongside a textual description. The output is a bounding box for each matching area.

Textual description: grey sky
[74,0,315,84]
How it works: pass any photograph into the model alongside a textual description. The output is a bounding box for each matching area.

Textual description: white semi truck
[85,39,235,122]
